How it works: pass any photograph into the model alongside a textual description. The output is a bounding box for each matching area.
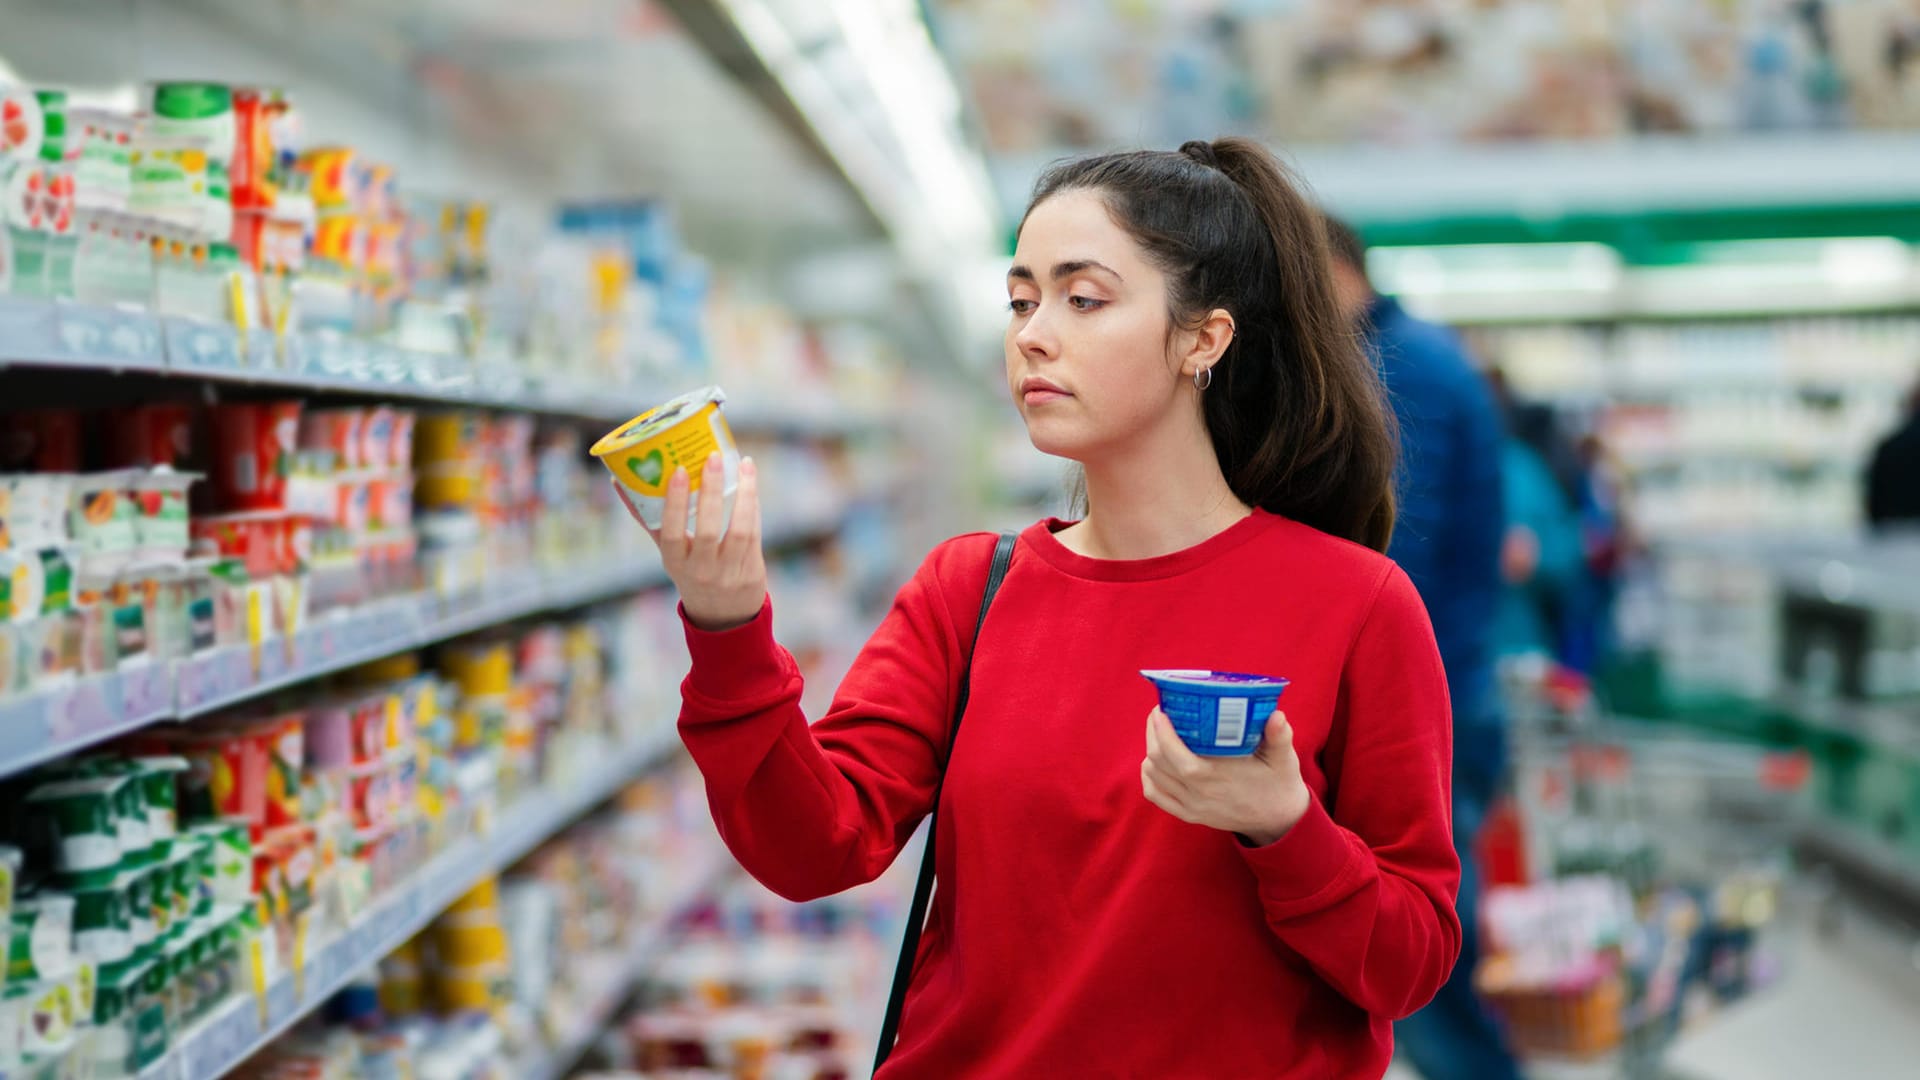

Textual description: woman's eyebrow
[1006,260,1124,282]
[1052,259,1122,282]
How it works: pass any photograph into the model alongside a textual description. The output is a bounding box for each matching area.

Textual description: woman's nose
[1014,307,1057,360]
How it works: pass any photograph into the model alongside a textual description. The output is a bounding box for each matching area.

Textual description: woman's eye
[1008,299,1037,315]
[1069,295,1104,311]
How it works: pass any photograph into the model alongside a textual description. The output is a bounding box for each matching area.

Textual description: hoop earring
[1193,366,1214,391]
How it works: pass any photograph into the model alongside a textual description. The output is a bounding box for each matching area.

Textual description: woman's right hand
[624,451,767,632]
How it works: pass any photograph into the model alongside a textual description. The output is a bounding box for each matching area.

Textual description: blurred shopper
[1497,395,1589,661]
[632,142,1462,1079]
[1326,218,1522,1080]
[1489,373,1623,672]
[1496,400,1588,659]
[1564,432,1627,673]
[1866,380,1920,528]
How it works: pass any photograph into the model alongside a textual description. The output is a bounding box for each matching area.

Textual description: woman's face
[1006,189,1190,462]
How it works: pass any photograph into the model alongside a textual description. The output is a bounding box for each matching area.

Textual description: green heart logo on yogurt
[627,450,666,487]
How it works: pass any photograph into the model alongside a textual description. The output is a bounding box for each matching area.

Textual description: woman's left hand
[1142,708,1311,847]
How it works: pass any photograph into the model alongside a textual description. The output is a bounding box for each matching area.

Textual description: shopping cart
[1475,660,1813,1079]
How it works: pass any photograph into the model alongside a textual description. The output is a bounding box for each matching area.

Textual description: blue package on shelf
[556,200,679,286]
[556,201,710,373]
[660,253,710,368]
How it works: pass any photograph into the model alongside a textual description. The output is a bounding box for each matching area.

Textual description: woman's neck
[1062,415,1252,561]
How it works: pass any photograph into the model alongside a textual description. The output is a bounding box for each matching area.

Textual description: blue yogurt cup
[1141,669,1291,757]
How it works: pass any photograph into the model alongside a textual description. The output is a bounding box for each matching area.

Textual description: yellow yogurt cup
[591,386,739,533]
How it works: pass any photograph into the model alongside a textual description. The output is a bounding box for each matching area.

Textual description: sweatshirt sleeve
[1236,565,1463,1019]
[675,534,996,902]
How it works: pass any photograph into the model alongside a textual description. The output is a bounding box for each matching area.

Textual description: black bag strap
[873,531,1017,1072]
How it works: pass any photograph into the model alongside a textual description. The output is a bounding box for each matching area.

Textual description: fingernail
[706,452,721,470]
[670,467,688,486]
[742,457,756,477]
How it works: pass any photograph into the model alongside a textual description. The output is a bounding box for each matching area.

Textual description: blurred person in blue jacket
[1491,382,1622,670]
[1326,218,1521,1080]
[1563,431,1626,673]
[1496,399,1588,659]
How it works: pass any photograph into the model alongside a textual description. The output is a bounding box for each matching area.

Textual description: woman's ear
[1181,308,1236,378]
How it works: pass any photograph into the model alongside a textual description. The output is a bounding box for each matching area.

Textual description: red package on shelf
[111,404,195,469]
[174,731,271,838]
[192,511,286,578]
[299,408,365,473]
[210,400,303,511]
[1,409,84,471]
[259,713,306,829]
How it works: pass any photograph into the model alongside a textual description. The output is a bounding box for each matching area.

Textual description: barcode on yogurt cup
[1215,697,1248,747]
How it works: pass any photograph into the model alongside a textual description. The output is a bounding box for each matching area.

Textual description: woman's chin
[1023,422,1090,462]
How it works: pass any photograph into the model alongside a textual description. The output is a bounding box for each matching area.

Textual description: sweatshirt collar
[1021,509,1279,583]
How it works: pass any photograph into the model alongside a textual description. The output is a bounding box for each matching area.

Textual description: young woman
[634,138,1461,1078]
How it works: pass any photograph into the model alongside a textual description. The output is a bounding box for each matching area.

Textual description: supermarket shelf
[173,561,674,720]
[162,726,689,1080]
[0,297,883,434]
[0,662,179,778]
[522,851,736,1080]
[0,507,853,778]
[0,295,609,420]
[0,560,670,777]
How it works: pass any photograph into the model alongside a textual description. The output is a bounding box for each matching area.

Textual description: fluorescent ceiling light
[716,0,998,266]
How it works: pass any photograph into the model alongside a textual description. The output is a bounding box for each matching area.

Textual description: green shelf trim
[1355,202,1920,260]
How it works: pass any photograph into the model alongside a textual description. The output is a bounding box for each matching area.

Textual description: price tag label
[291,910,311,1000]
[228,271,251,359]
[280,578,303,662]
[164,318,243,372]
[247,934,271,1029]
[257,635,288,684]
[348,609,377,650]
[246,586,266,678]
[53,678,115,743]
[271,278,293,353]
[175,655,208,711]
[55,303,162,365]
[121,661,170,722]
[313,622,338,664]
[269,975,299,1025]
[0,295,61,359]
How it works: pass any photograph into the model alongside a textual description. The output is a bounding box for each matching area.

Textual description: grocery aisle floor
[1387,903,1920,1080]
[1662,909,1920,1080]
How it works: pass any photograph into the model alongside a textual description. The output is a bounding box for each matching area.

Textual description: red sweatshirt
[678,511,1461,1078]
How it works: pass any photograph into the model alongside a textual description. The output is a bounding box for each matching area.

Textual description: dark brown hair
[1025,138,1398,552]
